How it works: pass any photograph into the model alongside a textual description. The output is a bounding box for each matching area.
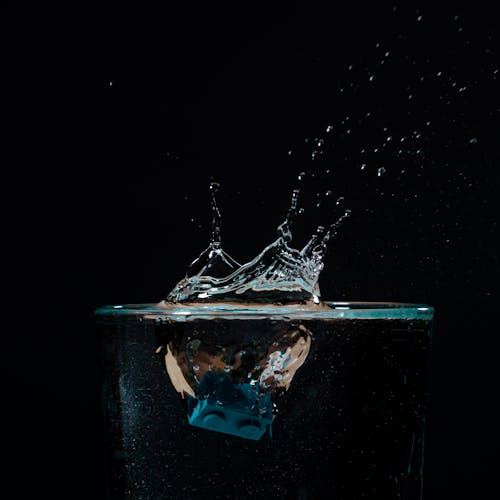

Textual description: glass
[96,301,433,500]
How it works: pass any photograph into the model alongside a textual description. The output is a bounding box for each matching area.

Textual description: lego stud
[202,411,226,430]
[237,419,262,440]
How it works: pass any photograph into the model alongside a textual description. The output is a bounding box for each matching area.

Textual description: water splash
[183,182,241,279]
[164,179,350,305]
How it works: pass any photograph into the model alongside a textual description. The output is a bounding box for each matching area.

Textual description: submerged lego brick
[188,398,273,440]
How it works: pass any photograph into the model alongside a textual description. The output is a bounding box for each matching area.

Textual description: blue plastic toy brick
[187,371,273,440]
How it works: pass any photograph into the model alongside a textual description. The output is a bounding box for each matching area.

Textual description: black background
[2,2,498,499]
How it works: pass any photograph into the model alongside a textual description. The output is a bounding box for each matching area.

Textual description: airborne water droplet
[377,167,386,177]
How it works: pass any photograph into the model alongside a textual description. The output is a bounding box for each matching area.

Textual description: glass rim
[95,301,434,320]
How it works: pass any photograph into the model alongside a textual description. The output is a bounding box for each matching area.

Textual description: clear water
[165,178,350,305]
[96,302,433,499]
[97,182,433,498]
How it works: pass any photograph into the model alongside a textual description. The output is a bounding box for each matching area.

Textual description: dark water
[97,303,432,500]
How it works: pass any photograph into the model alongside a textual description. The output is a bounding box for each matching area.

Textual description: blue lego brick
[188,398,273,440]
[187,372,273,440]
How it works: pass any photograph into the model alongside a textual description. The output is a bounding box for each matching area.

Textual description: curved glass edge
[94,301,434,320]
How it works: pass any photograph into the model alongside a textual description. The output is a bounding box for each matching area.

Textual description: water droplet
[361,163,366,170]
[326,125,333,133]
[377,167,386,177]
[469,137,478,144]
